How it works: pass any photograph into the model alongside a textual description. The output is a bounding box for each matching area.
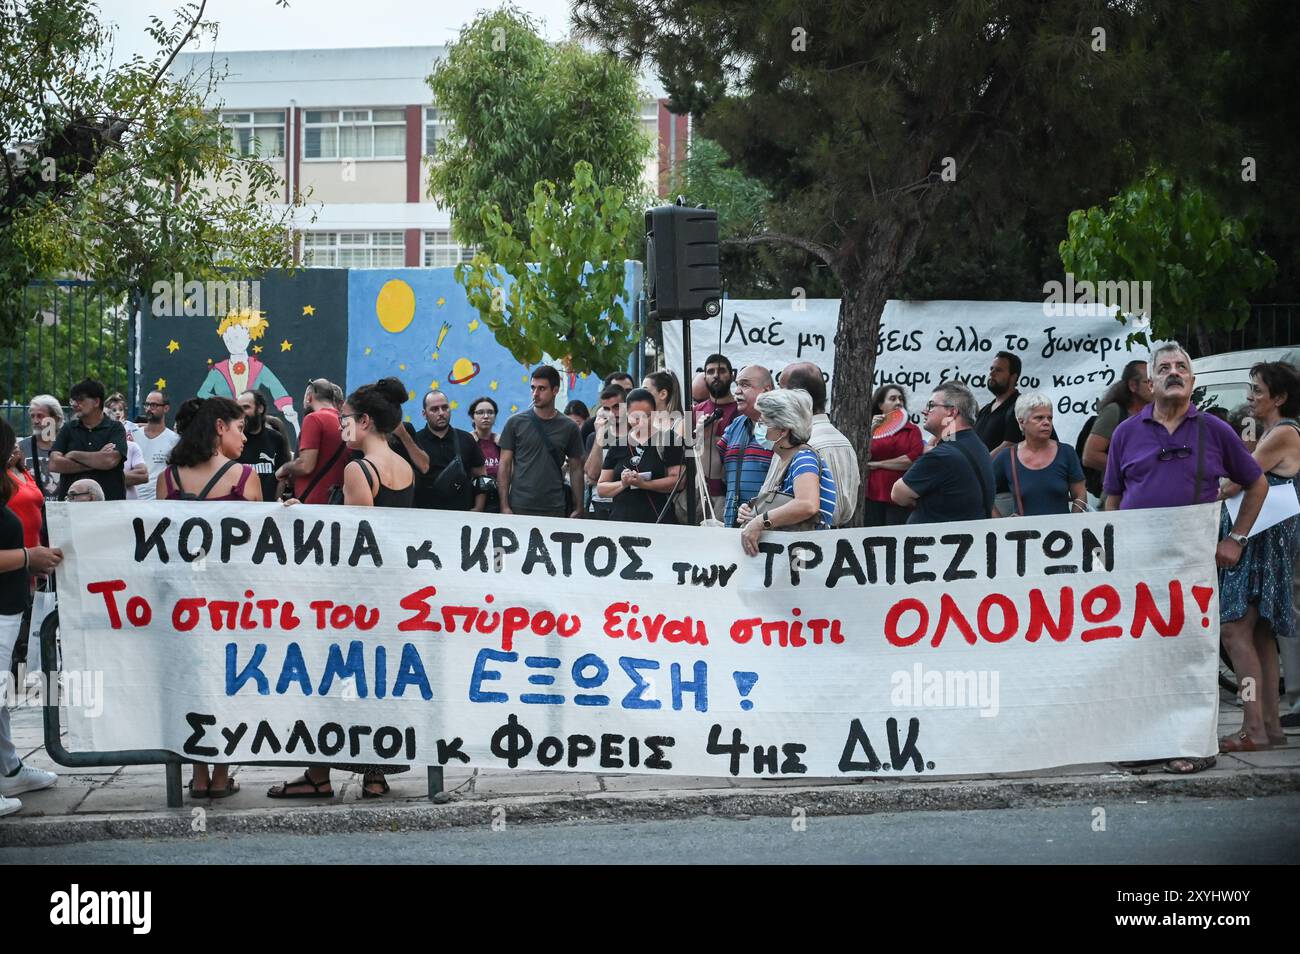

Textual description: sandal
[1163,756,1217,774]
[1219,732,1272,753]
[361,775,390,799]
[1118,759,1165,769]
[186,779,210,799]
[267,774,334,799]
[208,778,240,799]
[1268,730,1287,746]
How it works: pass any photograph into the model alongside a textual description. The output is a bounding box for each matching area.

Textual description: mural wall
[139,263,643,438]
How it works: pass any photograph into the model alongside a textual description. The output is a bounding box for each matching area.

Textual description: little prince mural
[198,309,300,434]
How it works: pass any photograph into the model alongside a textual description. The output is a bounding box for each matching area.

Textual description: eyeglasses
[924,402,956,413]
[143,402,168,409]
[1157,446,1193,461]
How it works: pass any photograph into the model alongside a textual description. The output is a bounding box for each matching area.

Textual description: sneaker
[0,794,21,818]
[0,765,57,797]
[1281,711,1300,729]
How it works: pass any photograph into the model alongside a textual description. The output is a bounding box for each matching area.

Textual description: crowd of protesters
[2,335,1299,815]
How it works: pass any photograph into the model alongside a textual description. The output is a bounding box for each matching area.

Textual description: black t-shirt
[412,426,486,510]
[974,390,1058,451]
[903,430,995,525]
[603,441,684,524]
[0,506,28,615]
[52,415,128,500]
[238,425,290,502]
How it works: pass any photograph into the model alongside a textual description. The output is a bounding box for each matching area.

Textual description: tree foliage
[427,6,650,250]
[0,0,297,345]
[457,161,639,373]
[573,0,1266,468]
[1060,169,1276,353]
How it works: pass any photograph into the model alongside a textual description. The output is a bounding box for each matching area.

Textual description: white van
[1191,346,1300,415]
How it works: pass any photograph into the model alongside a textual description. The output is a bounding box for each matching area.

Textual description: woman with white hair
[737,388,837,556]
[20,395,64,501]
[991,391,1086,516]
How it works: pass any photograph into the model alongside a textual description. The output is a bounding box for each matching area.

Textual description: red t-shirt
[7,470,45,548]
[866,422,924,502]
[294,407,348,504]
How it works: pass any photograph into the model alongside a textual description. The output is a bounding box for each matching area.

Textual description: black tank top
[356,458,415,508]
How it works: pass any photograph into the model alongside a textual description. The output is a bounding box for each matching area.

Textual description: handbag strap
[196,460,238,500]
[1009,443,1025,516]
[527,409,567,487]
[1191,411,1206,506]
[301,439,347,502]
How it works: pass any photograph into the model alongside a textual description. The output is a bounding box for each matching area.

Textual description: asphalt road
[4,795,1300,863]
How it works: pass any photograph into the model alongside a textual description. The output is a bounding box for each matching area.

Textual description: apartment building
[171,46,688,268]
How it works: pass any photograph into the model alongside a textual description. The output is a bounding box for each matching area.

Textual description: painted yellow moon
[375,279,416,333]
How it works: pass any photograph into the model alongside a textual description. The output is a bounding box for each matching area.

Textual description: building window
[640,100,660,144]
[422,229,475,267]
[302,108,406,160]
[301,231,406,267]
[221,110,286,158]
[424,107,453,154]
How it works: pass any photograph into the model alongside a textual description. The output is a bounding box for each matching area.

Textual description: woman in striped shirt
[738,389,837,556]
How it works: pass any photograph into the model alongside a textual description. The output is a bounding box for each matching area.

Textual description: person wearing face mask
[237,390,290,503]
[863,384,924,526]
[737,388,838,557]
[717,364,776,528]
[156,397,261,799]
[596,388,684,524]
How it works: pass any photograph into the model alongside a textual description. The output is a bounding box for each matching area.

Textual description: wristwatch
[1228,531,1248,547]
[762,514,773,530]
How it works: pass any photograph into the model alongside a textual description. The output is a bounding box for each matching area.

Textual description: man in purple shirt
[1103,341,1268,775]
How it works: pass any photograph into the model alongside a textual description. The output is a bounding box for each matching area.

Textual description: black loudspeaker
[644,204,721,321]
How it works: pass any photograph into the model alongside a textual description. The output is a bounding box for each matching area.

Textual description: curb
[4,767,1299,848]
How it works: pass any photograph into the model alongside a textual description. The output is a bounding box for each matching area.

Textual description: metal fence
[0,281,136,438]
[1179,304,1299,358]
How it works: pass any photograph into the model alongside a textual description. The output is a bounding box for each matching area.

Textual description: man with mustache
[1103,341,1269,775]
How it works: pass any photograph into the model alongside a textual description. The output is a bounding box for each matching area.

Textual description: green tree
[1059,169,1277,355]
[573,0,1260,469]
[0,0,297,344]
[427,6,650,249]
[458,161,638,373]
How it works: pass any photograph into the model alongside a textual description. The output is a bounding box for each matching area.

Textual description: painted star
[489,380,498,391]
[404,414,411,422]
[364,346,372,355]
[430,379,439,390]
[408,390,416,400]
[154,377,166,390]
[431,351,439,360]
[399,363,407,371]
[468,319,480,332]
[449,400,459,410]
[280,339,293,352]
[510,404,519,413]
[302,304,316,316]
[166,339,180,354]
[253,345,263,354]
[436,296,446,307]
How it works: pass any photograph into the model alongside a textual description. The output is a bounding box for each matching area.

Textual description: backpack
[165,460,237,501]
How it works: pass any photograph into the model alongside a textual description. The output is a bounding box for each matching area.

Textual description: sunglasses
[924,402,956,413]
[66,490,95,500]
[1157,446,1193,461]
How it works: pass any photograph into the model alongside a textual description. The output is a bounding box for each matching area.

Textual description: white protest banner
[49,501,1217,778]
[663,299,1151,443]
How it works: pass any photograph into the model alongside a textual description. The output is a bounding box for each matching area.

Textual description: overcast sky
[96,0,578,63]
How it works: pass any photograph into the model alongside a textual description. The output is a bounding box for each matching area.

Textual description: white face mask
[753,422,773,449]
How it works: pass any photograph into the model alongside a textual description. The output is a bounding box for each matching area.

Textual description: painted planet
[375,279,416,333]
[448,357,482,385]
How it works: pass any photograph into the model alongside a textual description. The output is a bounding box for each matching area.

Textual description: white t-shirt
[131,427,180,501]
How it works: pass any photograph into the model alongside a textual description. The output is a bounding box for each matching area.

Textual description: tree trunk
[831,273,893,482]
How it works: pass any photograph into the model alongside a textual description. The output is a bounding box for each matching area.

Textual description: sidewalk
[4,698,1299,847]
